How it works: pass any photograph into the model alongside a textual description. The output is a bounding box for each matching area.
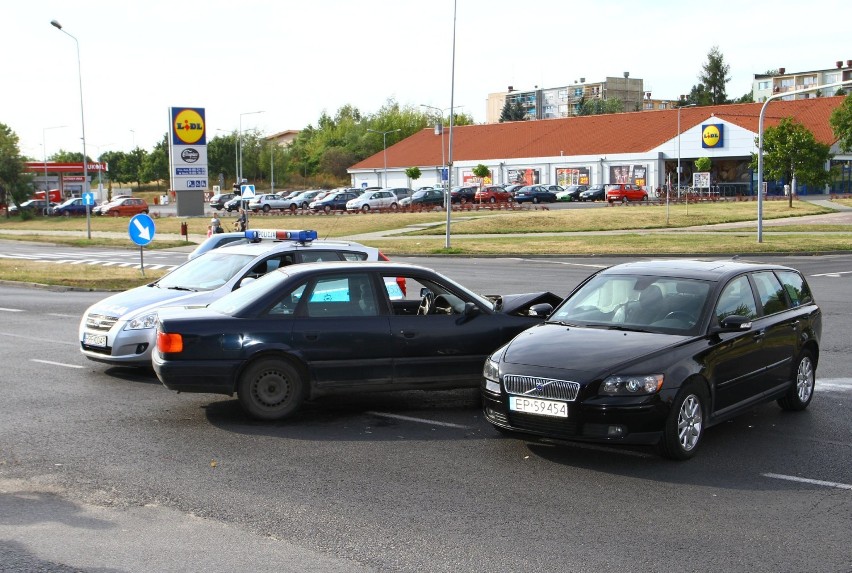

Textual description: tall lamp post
[673,100,696,223]
[90,142,113,200]
[366,128,401,187]
[445,0,458,249]
[238,110,264,184]
[419,104,454,188]
[50,19,90,238]
[42,125,66,215]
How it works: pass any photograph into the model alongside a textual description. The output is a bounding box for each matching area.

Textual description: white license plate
[509,396,568,418]
[84,332,107,347]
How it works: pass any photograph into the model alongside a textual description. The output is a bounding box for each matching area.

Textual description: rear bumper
[152,353,240,395]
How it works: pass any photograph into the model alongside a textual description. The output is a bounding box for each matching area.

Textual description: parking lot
[1,253,850,572]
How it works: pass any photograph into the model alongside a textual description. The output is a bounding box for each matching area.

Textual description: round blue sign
[129,213,156,246]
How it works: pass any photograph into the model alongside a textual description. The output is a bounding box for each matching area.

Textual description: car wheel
[390,202,399,211]
[289,204,297,212]
[659,381,707,460]
[63,211,71,217]
[263,204,271,213]
[489,197,496,204]
[237,358,306,421]
[111,211,119,217]
[361,205,370,213]
[622,197,629,204]
[778,350,815,411]
[323,205,331,214]
[533,197,540,204]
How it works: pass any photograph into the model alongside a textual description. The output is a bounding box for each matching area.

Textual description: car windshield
[156,250,256,291]
[550,273,711,334]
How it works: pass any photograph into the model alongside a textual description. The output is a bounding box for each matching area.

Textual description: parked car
[578,184,606,202]
[8,199,54,215]
[248,193,290,213]
[310,190,361,213]
[449,186,478,204]
[153,261,561,420]
[606,183,648,203]
[223,196,245,212]
[283,190,325,211]
[96,197,149,217]
[51,197,97,216]
[79,230,386,368]
[556,185,588,202]
[474,185,513,204]
[209,193,235,210]
[513,185,558,204]
[388,187,415,202]
[346,189,399,212]
[482,259,822,460]
[504,184,525,196]
[402,188,445,209]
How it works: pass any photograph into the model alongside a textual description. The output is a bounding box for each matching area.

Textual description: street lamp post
[420,105,448,188]
[366,128,401,187]
[42,125,66,215]
[90,142,113,201]
[50,19,90,238]
[445,0,458,249]
[673,101,696,224]
[239,110,264,185]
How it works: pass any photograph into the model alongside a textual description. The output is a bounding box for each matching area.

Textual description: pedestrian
[236,209,247,232]
[210,215,222,234]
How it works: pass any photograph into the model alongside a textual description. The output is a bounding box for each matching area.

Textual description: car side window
[751,271,791,316]
[714,276,758,323]
[303,274,377,317]
[775,270,812,306]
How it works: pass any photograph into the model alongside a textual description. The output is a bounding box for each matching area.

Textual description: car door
[706,274,767,414]
[377,270,501,388]
[748,271,798,395]
[288,272,393,391]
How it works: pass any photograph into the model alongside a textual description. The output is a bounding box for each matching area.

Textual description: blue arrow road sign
[129,213,156,246]
[82,192,95,206]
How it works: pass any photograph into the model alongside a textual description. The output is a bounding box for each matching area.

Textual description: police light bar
[244,229,318,243]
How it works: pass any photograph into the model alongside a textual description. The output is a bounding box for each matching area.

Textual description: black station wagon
[482,259,822,460]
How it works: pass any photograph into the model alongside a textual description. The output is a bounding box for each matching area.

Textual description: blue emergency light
[244,229,318,243]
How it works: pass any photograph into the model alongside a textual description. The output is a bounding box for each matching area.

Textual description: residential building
[753,60,852,102]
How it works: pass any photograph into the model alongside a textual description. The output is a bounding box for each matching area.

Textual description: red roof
[350,97,845,170]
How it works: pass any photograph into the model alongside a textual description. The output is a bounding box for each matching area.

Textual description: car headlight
[125,312,158,330]
[483,345,508,394]
[599,374,663,396]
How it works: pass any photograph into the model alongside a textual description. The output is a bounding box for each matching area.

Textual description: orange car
[605,183,648,203]
[474,185,513,203]
[98,197,149,217]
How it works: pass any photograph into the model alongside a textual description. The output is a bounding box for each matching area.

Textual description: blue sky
[3,0,848,158]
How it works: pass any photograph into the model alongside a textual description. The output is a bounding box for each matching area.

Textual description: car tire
[237,358,306,421]
[533,197,540,204]
[622,197,629,204]
[289,204,297,213]
[361,205,370,213]
[659,380,707,460]
[778,350,816,411]
[263,204,271,213]
[390,202,399,211]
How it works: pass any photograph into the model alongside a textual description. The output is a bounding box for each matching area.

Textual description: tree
[694,157,711,172]
[0,123,28,214]
[578,98,623,116]
[499,99,526,122]
[320,147,357,179]
[405,166,422,186]
[141,135,169,189]
[699,46,731,104]
[751,118,833,207]
[829,94,852,152]
[472,164,490,188]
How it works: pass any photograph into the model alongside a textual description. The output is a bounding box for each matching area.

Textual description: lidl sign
[171,107,206,145]
[701,123,724,148]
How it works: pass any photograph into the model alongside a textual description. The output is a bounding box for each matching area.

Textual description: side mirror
[238,277,256,288]
[718,314,752,332]
[529,303,554,317]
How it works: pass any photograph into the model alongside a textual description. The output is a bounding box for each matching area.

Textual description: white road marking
[366,411,471,429]
[811,270,852,277]
[0,307,24,312]
[47,313,80,318]
[816,378,852,392]
[0,332,77,346]
[31,359,85,369]
[762,473,852,490]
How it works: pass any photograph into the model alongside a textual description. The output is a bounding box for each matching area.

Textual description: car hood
[85,284,210,318]
[495,292,562,314]
[501,323,690,378]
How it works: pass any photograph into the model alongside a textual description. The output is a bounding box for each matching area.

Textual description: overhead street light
[445,0,458,249]
[420,104,461,189]
[673,100,697,223]
[42,125,66,215]
[50,19,91,238]
[366,128,401,187]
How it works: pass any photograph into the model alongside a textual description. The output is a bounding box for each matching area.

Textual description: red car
[98,197,150,217]
[474,185,513,203]
[606,183,648,203]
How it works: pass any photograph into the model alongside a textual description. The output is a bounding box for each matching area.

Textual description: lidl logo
[702,123,724,148]
[172,108,206,145]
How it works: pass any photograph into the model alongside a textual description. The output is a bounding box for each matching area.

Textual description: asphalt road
[1,251,850,572]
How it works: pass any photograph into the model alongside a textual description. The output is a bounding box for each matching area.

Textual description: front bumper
[481,388,666,446]
[79,320,156,367]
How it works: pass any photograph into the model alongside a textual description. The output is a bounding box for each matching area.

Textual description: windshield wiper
[164,285,197,292]
[546,320,579,327]
[606,325,653,333]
